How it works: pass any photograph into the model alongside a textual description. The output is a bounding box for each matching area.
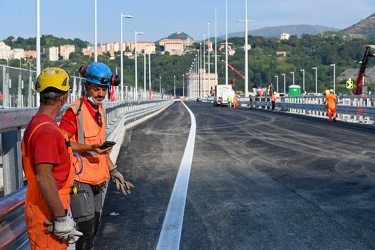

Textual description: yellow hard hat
[36,67,70,93]
[329,89,334,93]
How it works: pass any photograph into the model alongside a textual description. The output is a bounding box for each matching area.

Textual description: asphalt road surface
[94,101,375,250]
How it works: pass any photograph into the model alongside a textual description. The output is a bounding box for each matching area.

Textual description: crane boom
[221,59,245,80]
[354,46,375,95]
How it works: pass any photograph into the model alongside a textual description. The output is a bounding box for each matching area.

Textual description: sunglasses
[95,112,103,127]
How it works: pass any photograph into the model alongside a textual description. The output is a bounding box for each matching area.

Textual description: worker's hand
[44,211,83,242]
[91,143,112,155]
[110,168,134,196]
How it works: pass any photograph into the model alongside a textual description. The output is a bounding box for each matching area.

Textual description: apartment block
[159,39,184,55]
[60,45,75,60]
[11,49,24,60]
[24,50,36,59]
[280,33,290,40]
[82,46,103,57]
[0,42,11,60]
[46,46,59,61]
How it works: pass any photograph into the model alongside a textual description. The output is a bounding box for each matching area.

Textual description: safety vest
[22,122,74,249]
[69,98,110,185]
[271,94,276,102]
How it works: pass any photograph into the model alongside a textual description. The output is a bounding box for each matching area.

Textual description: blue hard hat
[80,62,112,86]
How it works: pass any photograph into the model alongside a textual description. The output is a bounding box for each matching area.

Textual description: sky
[1,0,375,44]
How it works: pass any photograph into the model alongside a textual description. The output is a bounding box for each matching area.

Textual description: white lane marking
[156,102,196,250]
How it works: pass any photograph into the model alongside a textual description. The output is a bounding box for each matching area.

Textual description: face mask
[58,106,66,117]
[58,94,68,117]
[88,95,103,105]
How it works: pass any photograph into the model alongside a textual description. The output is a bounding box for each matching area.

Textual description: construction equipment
[354,46,375,94]
[221,60,245,81]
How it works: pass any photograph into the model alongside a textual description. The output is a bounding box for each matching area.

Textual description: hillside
[342,13,375,40]
[157,31,194,46]
[225,24,340,39]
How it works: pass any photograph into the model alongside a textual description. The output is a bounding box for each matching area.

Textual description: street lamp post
[207,23,210,97]
[183,73,185,97]
[214,8,218,87]
[330,63,335,93]
[148,50,152,100]
[290,71,295,85]
[198,47,201,96]
[282,73,286,93]
[300,69,305,93]
[274,75,278,93]
[225,0,228,85]
[120,13,133,101]
[174,75,176,96]
[94,0,97,62]
[159,76,162,97]
[143,46,147,99]
[312,67,318,93]
[203,34,206,97]
[238,0,255,97]
[134,31,144,100]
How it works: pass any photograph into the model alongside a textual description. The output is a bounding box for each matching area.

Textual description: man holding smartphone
[60,62,133,250]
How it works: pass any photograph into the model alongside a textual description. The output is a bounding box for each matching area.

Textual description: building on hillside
[60,45,75,60]
[129,42,155,56]
[11,49,24,60]
[0,42,11,60]
[276,50,286,57]
[206,40,213,52]
[82,46,103,57]
[101,42,121,53]
[280,33,290,40]
[46,46,59,61]
[24,50,36,59]
[239,44,252,51]
[218,44,236,56]
[159,39,184,55]
[143,43,156,54]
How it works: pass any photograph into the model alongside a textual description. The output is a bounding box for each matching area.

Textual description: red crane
[354,46,375,94]
[221,59,245,81]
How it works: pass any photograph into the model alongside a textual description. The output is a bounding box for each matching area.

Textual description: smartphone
[99,141,116,149]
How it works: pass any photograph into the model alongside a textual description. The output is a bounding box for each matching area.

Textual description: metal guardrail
[201,95,375,125]
[0,99,172,249]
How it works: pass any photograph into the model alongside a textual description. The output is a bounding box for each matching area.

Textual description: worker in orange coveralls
[324,89,338,122]
[233,94,239,109]
[271,91,277,111]
[22,67,82,249]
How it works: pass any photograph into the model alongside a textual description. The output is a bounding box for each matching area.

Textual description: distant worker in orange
[271,91,277,111]
[233,94,239,109]
[324,89,338,122]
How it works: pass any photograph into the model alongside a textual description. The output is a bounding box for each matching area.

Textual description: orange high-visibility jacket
[22,122,74,249]
[271,94,276,102]
[69,99,110,185]
[325,93,337,109]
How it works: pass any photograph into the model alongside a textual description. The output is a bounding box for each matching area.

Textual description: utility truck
[214,84,235,106]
